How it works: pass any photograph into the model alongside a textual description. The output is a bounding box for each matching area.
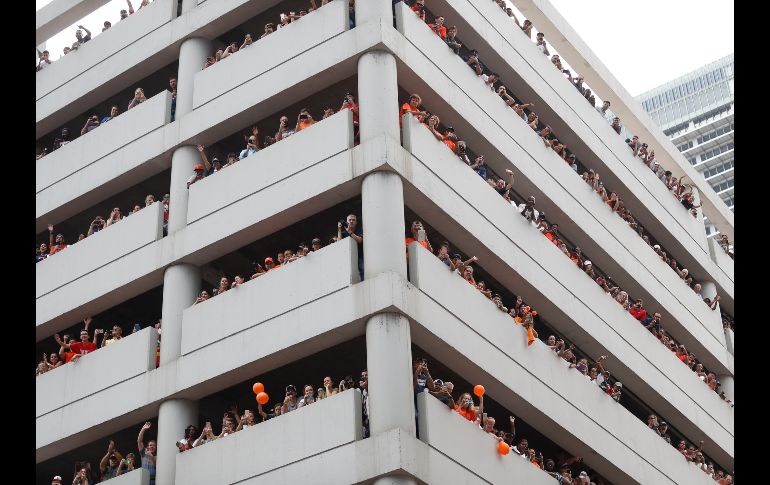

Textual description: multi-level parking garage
[36,0,734,484]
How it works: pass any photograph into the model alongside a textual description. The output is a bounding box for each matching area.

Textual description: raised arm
[505,169,515,190]
[196,144,211,171]
[48,224,55,248]
[126,0,134,14]
[137,421,151,452]
[79,24,92,37]
[100,440,115,472]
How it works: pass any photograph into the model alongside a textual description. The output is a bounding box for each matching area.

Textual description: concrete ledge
[37,20,386,232]
[36,0,109,45]
[395,143,734,467]
[36,202,164,299]
[36,327,158,418]
[193,0,349,109]
[188,110,354,224]
[35,272,405,461]
[401,112,728,372]
[176,390,362,484]
[181,237,359,354]
[34,133,384,337]
[417,391,554,484]
[407,244,731,477]
[394,1,732,313]
[36,91,171,216]
[707,237,734,284]
[36,0,280,137]
[724,328,734,356]
[36,0,176,102]
[506,0,734,242]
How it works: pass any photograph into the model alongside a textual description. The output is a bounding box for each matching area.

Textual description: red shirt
[69,341,97,355]
[50,244,69,254]
[629,307,647,321]
[342,102,359,125]
[443,139,456,152]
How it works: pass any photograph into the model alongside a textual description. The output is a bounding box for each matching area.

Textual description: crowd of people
[36,318,161,377]
[193,215,363,304]
[36,0,152,71]
[408,222,732,482]
[36,77,177,159]
[186,95,359,187]
[36,195,169,263]
[202,1,342,69]
[402,0,734,397]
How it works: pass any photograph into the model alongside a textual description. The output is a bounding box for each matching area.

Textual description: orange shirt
[455,405,477,422]
[405,237,430,258]
[544,231,556,242]
[297,120,314,132]
[443,139,456,152]
[429,24,447,39]
[400,103,422,127]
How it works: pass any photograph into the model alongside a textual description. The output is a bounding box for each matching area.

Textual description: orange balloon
[252,382,264,394]
[498,440,510,455]
[256,392,269,405]
[473,385,485,397]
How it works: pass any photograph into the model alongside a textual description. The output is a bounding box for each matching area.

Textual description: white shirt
[517,204,539,225]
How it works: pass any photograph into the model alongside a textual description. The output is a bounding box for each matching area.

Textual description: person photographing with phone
[337,214,363,280]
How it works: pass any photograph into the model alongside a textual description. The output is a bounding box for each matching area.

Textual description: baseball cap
[615,382,623,388]
[52,477,62,483]
[193,163,205,171]
[445,126,455,132]
[653,244,661,250]
[584,260,592,266]
[579,471,588,477]
[264,257,274,263]
[312,238,321,244]
[211,157,222,165]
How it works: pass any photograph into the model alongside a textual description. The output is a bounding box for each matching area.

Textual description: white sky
[37,0,734,96]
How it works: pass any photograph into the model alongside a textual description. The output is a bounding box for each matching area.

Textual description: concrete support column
[354,0,392,26]
[718,374,734,403]
[160,263,201,364]
[167,36,211,232]
[156,399,199,485]
[361,172,407,278]
[366,313,416,437]
[167,145,199,233]
[357,51,400,143]
[176,37,211,118]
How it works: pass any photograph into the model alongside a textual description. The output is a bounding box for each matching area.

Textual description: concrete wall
[35,133,362,337]
[181,237,359,354]
[192,0,349,109]
[707,237,734,284]
[37,21,385,232]
[401,109,728,374]
[724,329,734,356]
[506,0,734,242]
[35,0,281,137]
[105,468,150,485]
[394,1,734,316]
[187,110,354,223]
[416,392,554,485]
[36,327,158,418]
[36,0,110,45]
[36,91,171,230]
[36,202,164,299]
[407,243,730,477]
[36,271,405,461]
[176,390,362,484]
[36,0,177,103]
[395,135,734,467]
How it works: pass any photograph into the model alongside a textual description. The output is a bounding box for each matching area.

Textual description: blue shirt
[239,147,258,160]
[141,449,156,485]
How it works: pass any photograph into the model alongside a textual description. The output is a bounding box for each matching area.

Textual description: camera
[339,219,347,229]
[625,138,631,143]
[562,69,570,75]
